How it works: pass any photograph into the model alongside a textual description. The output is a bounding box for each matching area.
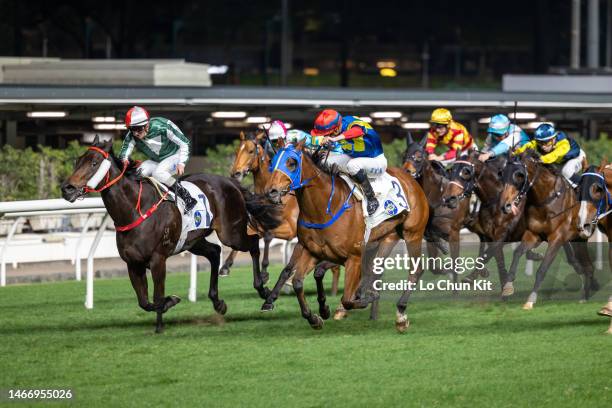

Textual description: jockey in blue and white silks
[310,109,387,215]
[479,114,530,162]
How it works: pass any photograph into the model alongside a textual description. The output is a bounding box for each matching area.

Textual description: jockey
[513,123,586,188]
[263,120,288,159]
[425,108,475,164]
[119,106,197,213]
[478,114,530,161]
[311,109,386,215]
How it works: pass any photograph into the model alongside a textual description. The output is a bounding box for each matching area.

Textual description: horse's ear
[92,134,100,145]
[598,158,606,172]
[239,131,246,141]
[103,137,112,152]
[406,131,414,146]
[419,135,427,148]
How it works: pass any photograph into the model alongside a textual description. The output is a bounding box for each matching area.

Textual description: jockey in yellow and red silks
[310,109,386,215]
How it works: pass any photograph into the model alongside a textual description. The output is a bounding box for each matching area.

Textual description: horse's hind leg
[127,263,154,311]
[396,234,425,333]
[504,231,539,298]
[571,241,597,302]
[290,250,320,329]
[246,235,270,300]
[190,239,226,314]
[330,265,341,296]
[151,253,181,333]
[219,249,238,277]
[313,263,330,320]
[261,243,304,312]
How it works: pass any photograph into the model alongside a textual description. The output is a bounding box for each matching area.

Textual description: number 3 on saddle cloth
[339,173,410,242]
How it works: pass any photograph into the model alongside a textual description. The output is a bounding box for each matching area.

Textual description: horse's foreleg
[260,231,273,284]
[504,230,539,298]
[313,263,330,320]
[261,243,303,311]
[127,262,153,311]
[396,234,424,333]
[190,239,226,314]
[219,249,238,277]
[291,251,320,329]
[247,235,269,300]
[523,237,563,310]
[331,265,341,296]
[448,228,461,293]
[150,253,180,333]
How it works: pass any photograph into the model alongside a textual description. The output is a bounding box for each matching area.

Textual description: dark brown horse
[61,136,281,332]
[264,141,429,332]
[499,150,596,309]
[440,153,549,286]
[227,131,341,295]
[402,135,469,283]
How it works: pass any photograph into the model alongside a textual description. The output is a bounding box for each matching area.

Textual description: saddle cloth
[151,180,214,254]
[339,172,410,242]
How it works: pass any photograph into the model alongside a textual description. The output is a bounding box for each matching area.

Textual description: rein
[298,173,356,229]
[82,146,168,232]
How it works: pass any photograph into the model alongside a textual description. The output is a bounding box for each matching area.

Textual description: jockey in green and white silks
[118,106,197,213]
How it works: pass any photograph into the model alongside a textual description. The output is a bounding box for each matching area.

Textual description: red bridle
[83,146,128,193]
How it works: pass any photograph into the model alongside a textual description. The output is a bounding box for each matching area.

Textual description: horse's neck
[252,154,271,194]
[296,161,342,219]
[101,165,151,226]
[476,166,501,201]
[528,163,569,205]
[423,161,444,196]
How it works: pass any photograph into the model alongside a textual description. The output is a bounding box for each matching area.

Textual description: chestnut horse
[61,136,281,332]
[228,132,340,295]
[264,141,429,332]
[580,164,612,331]
[499,150,597,309]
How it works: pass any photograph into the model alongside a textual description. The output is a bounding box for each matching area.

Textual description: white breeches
[325,153,387,179]
[138,153,180,186]
[562,149,586,187]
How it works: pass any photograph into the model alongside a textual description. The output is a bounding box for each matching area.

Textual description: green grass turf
[0,264,611,407]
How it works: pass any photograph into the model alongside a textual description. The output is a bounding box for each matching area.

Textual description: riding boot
[172,181,197,214]
[352,169,379,216]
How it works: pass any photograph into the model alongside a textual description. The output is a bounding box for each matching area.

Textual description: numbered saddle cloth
[173,181,214,254]
[340,172,410,242]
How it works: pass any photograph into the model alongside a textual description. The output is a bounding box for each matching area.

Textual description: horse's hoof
[597,307,612,317]
[219,267,230,277]
[479,268,490,278]
[395,317,410,334]
[162,295,181,313]
[522,302,534,310]
[501,282,514,297]
[333,309,347,320]
[320,305,331,320]
[261,302,275,312]
[260,287,271,300]
[310,315,324,330]
[461,276,475,284]
[215,300,227,315]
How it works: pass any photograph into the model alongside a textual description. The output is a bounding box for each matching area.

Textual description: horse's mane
[108,148,141,178]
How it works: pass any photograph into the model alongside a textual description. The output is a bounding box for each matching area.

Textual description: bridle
[580,171,612,224]
[81,146,128,196]
[442,160,479,207]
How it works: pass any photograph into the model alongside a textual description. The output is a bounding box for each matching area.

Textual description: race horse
[402,135,469,282]
[264,141,429,332]
[499,150,597,309]
[61,136,281,333]
[227,131,341,295]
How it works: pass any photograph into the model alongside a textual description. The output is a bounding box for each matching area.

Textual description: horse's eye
[414,155,423,163]
[589,184,603,200]
[91,161,98,167]
[287,158,297,170]
[248,149,254,154]
[460,168,472,180]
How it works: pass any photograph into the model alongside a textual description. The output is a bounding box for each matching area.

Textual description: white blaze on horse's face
[86,159,112,188]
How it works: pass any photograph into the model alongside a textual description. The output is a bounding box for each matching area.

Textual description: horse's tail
[236,183,283,232]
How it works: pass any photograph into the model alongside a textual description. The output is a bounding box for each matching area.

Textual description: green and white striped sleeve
[118,133,136,161]
[166,120,190,164]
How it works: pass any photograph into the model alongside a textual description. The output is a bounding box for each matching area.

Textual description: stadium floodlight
[401,122,430,129]
[27,111,67,118]
[92,116,116,123]
[207,65,229,75]
[509,112,537,120]
[246,116,270,124]
[93,123,126,130]
[370,111,402,119]
[478,117,491,124]
[379,68,397,77]
[224,120,248,128]
[211,111,247,119]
